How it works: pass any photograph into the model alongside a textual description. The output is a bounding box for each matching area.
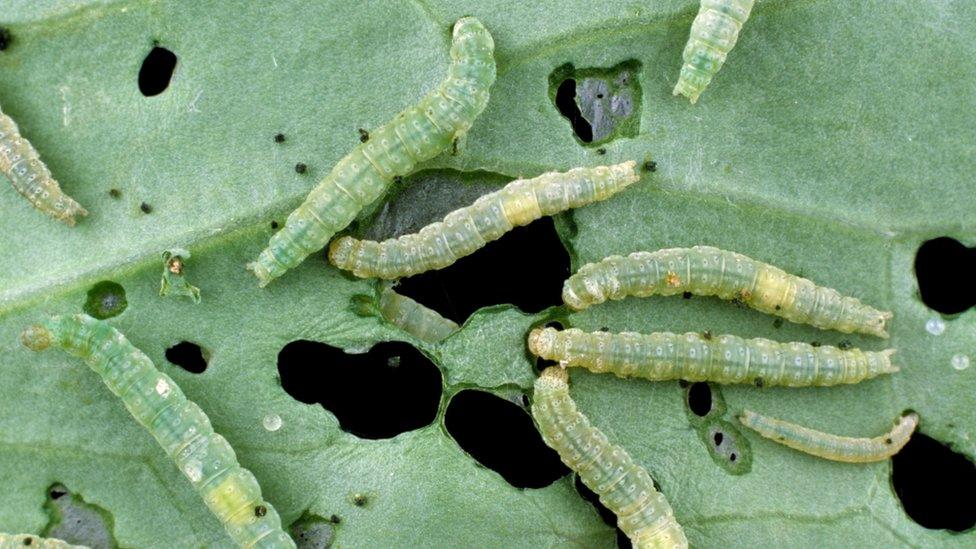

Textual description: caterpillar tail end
[672,81,700,104]
[20,324,53,351]
[59,202,89,227]
[246,259,274,288]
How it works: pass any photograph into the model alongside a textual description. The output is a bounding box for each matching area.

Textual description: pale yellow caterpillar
[673,0,754,103]
[0,105,88,225]
[738,409,919,463]
[378,285,459,343]
[248,17,496,286]
[0,533,87,548]
[21,315,296,548]
[329,161,640,280]
[532,367,688,548]
[528,327,897,387]
[563,246,893,338]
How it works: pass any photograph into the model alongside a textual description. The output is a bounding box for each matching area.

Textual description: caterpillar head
[21,324,53,351]
[527,327,557,358]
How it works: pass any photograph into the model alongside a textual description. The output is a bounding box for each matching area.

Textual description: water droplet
[925,318,946,336]
[263,414,282,432]
[951,354,970,371]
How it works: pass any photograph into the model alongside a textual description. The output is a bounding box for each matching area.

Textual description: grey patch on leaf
[44,483,117,549]
[290,513,335,549]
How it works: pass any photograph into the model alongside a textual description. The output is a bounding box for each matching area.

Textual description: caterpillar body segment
[379,285,459,342]
[0,533,88,548]
[738,409,919,463]
[673,0,755,103]
[562,246,892,338]
[21,315,296,549]
[247,18,496,286]
[532,367,688,548]
[528,327,897,387]
[329,161,640,280]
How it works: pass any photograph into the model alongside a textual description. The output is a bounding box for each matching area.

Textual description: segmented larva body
[0,533,87,549]
[329,161,640,280]
[379,285,459,342]
[0,106,88,226]
[528,327,897,387]
[21,315,296,549]
[673,0,754,103]
[738,409,919,463]
[532,367,688,548]
[563,246,893,338]
[248,17,496,286]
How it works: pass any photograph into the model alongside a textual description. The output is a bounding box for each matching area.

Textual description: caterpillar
[0,533,87,548]
[21,315,296,549]
[247,17,496,286]
[328,161,640,280]
[159,248,201,304]
[738,409,919,463]
[378,284,459,342]
[531,367,688,548]
[528,327,897,387]
[0,105,88,226]
[673,0,754,103]
[563,246,893,338]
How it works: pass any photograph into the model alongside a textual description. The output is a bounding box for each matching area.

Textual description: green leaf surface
[1,0,974,547]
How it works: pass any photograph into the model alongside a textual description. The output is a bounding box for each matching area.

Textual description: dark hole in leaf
[139,202,152,214]
[277,340,441,439]
[713,432,724,446]
[730,453,737,462]
[444,390,568,489]
[290,512,335,549]
[165,341,207,374]
[574,476,631,548]
[395,218,570,324]
[83,281,127,320]
[554,79,593,143]
[687,382,712,417]
[0,27,11,51]
[892,432,976,532]
[914,237,976,314]
[138,45,177,97]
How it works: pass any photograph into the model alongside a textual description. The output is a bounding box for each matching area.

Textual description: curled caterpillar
[329,161,640,279]
[0,105,88,226]
[160,248,201,304]
[528,327,897,387]
[673,0,754,103]
[532,367,688,548]
[21,315,296,549]
[563,246,893,338]
[248,17,496,286]
[0,533,87,548]
[379,284,459,343]
[738,409,919,463]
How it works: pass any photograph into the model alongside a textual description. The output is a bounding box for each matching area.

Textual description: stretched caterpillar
[21,315,296,549]
[532,367,688,548]
[160,248,201,304]
[248,17,496,286]
[329,161,640,280]
[563,246,893,338]
[738,409,919,463]
[0,533,87,548]
[378,284,459,342]
[0,105,88,226]
[528,327,897,387]
[673,0,754,103]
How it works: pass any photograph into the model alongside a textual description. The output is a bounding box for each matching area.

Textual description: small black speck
[140,202,153,214]
[713,432,724,446]
[271,221,279,230]
[772,318,783,328]
[295,162,308,174]
[451,138,459,156]
[358,128,369,142]
[885,438,893,445]
[682,291,692,299]
[643,160,657,172]
[331,514,342,524]
[596,93,604,99]
[730,453,737,462]
[702,330,712,340]
[596,147,606,155]
[393,175,403,185]
[774,305,782,311]
[838,340,853,350]
[49,487,67,499]
[353,494,368,506]
[0,28,11,51]
[274,133,286,143]
[754,377,765,388]
[109,188,122,198]
[22,537,33,546]
[598,326,609,332]
[810,341,821,347]
[254,505,267,517]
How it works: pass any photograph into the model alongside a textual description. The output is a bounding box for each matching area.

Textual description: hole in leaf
[0,27,11,51]
[83,281,127,320]
[277,340,441,439]
[554,79,593,143]
[165,341,208,374]
[444,390,568,489]
[43,483,117,548]
[687,382,712,417]
[549,60,642,146]
[914,237,976,314]
[138,45,177,97]
[892,432,976,532]
[574,476,631,548]
[290,512,335,548]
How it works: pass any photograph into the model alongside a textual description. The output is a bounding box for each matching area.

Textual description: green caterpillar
[248,17,496,286]
[673,0,754,103]
[532,367,688,548]
[21,315,295,548]
[528,327,897,387]
[329,162,640,280]
[378,284,459,343]
[0,533,87,548]
[563,246,892,338]
[0,105,88,226]
[739,409,919,463]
